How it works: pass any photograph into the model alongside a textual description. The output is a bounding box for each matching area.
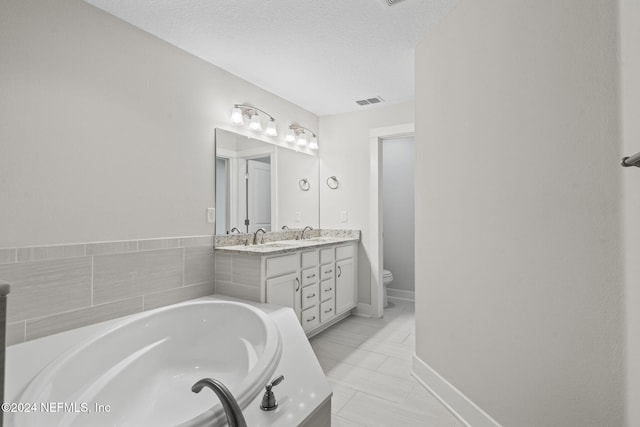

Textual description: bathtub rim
[11,299,283,427]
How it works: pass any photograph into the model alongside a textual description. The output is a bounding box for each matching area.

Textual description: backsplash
[214,228,360,247]
[0,236,215,346]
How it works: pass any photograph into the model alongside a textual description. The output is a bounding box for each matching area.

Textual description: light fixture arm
[289,124,316,138]
[235,104,276,121]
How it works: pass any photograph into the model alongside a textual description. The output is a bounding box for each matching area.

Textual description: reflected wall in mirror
[215,128,320,234]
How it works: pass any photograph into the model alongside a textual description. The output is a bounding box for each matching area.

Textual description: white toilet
[383,269,394,308]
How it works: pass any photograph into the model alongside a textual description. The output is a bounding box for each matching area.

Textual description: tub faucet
[253,228,267,245]
[192,378,247,427]
[301,225,313,240]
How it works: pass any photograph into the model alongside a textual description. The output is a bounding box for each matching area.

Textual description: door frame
[369,123,415,318]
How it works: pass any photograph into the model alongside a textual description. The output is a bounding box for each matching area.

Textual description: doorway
[369,123,414,318]
[382,136,415,303]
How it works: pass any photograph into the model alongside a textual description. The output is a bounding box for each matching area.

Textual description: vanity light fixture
[231,104,277,137]
[265,120,278,136]
[297,132,307,146]
[288,124,318,150]
[285,128,296,143]
[308,136,318,150]
[249,113,262,131]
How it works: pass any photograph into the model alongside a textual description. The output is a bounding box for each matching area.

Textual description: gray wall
[621,1,640,425]
[382,137,415,294]
[0,0,317,342]
[0,0,317,248]
[414,0,623,425]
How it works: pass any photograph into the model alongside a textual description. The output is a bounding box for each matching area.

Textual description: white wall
[0,0,318,248]
[319,102,414,305]
[382,137,415,294]
[415,1,623,426]
[276,148,320,230]
[621,1,640,425]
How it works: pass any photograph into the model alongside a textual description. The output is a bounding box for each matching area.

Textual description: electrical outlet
[207,208,216,223]
[295,212,301,222]
[340,211,348,222]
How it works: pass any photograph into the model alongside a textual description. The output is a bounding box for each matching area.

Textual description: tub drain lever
[260,375,284,411]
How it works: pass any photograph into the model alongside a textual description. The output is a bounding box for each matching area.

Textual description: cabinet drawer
[302,250,319,269]
[320,279,335,301]
[302,283,319,310]
[336,244,354,261]
[320,263,334,281]
[320,248,335,264]
[266,254,299,278]
[301,306,319,331]
[320,299,336,323]
[301,267,319,286]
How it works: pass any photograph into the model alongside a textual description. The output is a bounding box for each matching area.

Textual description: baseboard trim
[387,288,415,301]
[354,303,372,317]
[412,355,502,427]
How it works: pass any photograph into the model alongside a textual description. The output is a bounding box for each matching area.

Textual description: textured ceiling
[84,0,459,116]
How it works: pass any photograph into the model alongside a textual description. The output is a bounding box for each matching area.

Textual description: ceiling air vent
[355,96,385,106]
[378,0,407,8]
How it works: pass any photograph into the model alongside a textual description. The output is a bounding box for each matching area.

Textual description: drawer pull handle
[306,316,316,322]
[325,288,333,292]
[306,274,316,279]
[324,308,333,313]
[306,293,316,299]
[324,269,333,274]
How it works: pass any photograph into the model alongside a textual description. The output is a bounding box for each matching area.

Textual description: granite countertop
[214,229,360,255]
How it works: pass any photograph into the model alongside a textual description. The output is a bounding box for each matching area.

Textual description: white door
[266,272,301,320]
[247,159,271,232]
[335,258,355,315]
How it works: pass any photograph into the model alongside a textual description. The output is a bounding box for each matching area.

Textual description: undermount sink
[259,242,298,248]
[304,237,340,243]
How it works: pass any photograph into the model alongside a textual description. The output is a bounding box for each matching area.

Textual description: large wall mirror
[215,128,320,234]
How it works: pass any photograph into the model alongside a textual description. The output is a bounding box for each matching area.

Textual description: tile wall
[0,236,215,346]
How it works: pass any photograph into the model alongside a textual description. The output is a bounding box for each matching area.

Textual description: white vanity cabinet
[264,242,357,335]
[335,245,356,316]
[264,253,301,320]
[215,239,358,336]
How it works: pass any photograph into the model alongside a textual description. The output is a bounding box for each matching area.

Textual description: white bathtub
[8,300,282,427]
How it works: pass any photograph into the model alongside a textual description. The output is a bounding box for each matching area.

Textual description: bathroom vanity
[214,231,359,336]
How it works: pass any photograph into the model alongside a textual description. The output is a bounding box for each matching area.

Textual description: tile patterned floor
[310,298,464,427]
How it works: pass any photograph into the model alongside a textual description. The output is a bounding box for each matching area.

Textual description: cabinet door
[335,258,356,315]
[266,272,301,320]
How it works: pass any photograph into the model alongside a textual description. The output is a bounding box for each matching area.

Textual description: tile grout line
[182,248,186,287]
[91,255,94,306]
[335,388,360,417]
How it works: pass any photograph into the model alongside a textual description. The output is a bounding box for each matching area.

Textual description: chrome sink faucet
[191,378,247,427]
[301,225,313,240]
[253,228,267,245]
[230,227,241,234]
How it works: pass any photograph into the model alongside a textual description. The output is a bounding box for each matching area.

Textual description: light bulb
[231,107,243,124]
[309,137,318,150]
[285,128,295,143]
[297,132,307,146]
[265,120,277,136]
[249,113,262,131]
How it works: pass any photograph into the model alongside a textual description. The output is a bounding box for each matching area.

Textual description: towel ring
[326,176,339,189]
[299,178,310,191]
